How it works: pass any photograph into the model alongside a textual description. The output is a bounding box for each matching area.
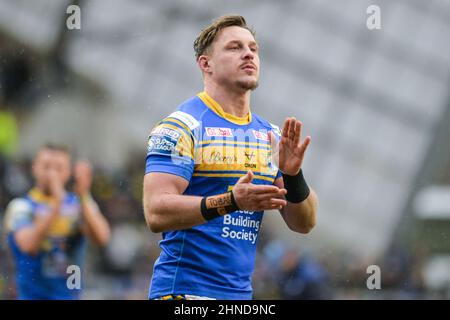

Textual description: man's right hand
[13,170,65,255]
[232,170,287,211]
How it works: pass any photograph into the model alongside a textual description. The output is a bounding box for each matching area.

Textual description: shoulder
[5,197,33,213]
[153,96,205,135]
[251,113,282,137]
[3,197,34,232]
[146,95,206,159]
[175,95,208,124]
[148,95,207,144]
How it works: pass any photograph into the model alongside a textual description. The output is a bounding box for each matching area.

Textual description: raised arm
[74,161,111,246]
[275,177,318,233]
[8,171,64,255]
[270,117,319,234]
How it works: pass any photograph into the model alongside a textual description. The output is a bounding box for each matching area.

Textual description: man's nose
[242,46,255,60]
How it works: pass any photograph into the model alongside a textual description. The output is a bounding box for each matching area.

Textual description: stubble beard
[236,78,259,91]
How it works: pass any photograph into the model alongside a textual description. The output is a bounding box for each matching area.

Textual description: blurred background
[0,0,450,299]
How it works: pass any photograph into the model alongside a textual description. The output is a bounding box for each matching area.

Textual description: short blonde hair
[193,15,255,60]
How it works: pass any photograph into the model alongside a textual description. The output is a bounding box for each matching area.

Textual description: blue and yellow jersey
[145,91,282,299]
[4,188,85,300]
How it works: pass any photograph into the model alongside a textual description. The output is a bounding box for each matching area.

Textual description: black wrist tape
[201,191,239,221]
[282,169,310,203]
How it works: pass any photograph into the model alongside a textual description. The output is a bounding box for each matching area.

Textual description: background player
[3,144,111,299]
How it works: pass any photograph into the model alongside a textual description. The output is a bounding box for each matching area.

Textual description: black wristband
[201,191,240,221]
[282,169,310,203]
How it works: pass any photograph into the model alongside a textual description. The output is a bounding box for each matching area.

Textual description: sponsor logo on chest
[205,127,233,137]
[252,130,269,141]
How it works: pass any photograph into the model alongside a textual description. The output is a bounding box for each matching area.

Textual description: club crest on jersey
[252,130,269,141]
[205,127,233,137]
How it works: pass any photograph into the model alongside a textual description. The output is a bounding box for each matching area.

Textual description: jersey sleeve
[3,198,34,233]
[145,112,198,182]
[275,169,282,180]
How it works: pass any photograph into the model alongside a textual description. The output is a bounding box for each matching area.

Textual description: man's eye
[229,46,239,50]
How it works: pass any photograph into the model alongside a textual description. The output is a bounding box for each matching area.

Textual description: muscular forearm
[79,195,110,246]
[144,193,205,233]
[281,188,318,234]
[143,171,287,233]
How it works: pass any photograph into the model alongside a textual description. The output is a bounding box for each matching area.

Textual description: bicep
[142,172,190,229]
[144,172,190,198]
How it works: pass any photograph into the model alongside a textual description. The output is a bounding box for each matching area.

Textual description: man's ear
[197,55,211,74]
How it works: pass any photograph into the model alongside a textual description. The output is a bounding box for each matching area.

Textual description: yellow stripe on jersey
[195,163,275,177]
[165,117,195,140]
[195,145,274,172]
[196,145,272,162]
[47,216,76,237]
[29,188,55,203]
[199,140,270,149]
[192,172,275,183]
[198,91,252,125]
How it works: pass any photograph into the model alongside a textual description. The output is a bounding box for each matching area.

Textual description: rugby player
[143,15,318,300]
[4,144,110,299]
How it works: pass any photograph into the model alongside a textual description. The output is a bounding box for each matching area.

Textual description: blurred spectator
[276,249,332,300]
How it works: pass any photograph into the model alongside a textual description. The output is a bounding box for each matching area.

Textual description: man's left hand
[269,117,311,176]
[74,160,93,197]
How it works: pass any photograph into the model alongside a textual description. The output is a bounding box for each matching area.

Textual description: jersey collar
[29,187,61,204]
[197,91,252,125]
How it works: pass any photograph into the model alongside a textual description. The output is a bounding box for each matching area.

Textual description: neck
[204,82,251,118]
